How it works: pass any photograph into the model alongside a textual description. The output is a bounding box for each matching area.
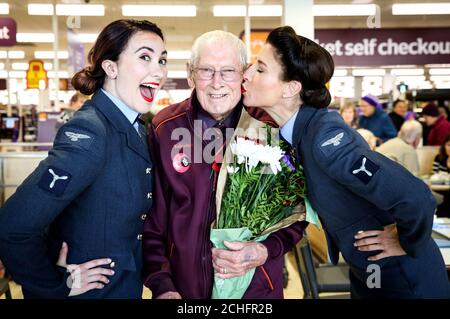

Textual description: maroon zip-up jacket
[143,92,308,298]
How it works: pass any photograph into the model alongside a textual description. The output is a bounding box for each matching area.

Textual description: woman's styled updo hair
[71,19,164,95]
[266,26,334,108]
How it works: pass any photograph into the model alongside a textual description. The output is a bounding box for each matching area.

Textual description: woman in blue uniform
[0,19,167,298]
[242,26,449,298]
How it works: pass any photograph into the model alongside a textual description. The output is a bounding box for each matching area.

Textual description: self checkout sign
[0,18,16,46]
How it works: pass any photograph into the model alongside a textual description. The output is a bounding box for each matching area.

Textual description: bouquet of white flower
[211,111,307,299]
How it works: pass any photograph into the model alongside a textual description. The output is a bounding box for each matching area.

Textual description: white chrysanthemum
[227,165,240,174]
[257,145,284,174]
[230,138,285,173]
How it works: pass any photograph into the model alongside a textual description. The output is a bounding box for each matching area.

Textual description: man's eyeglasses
[193,67,242,82]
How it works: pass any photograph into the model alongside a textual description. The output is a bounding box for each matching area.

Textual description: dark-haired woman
[0,19,167,298]
[432,134,450,218]
[242,26,449,298]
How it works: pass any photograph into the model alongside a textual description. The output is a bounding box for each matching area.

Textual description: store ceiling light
[392,3,450,15]
[430,75,450,82]
[395,75,426,83]
[12,63,30,71]
[0,3,9,14]
[213,5,246,16]
[17,33,55,43]
[333,69,348,76]
[122,5,196,17]
[28,4,53,15]
[44,63,53,70]
[168,51,191,60]
[47,71,69,78]
[390,68,424,76]
[429,68,450,75]
[76,33,98,43]
[9,71,27,79]
[352,69,385,76]
[28,4,105,16]
[0,51,25,59]
[213,5,282,17]
[249,5,282,16]
[34,51,69,59]
[313,4,376,16]
[0,62,3,69]
[56,4,104,16]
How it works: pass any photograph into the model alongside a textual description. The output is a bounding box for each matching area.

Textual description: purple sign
[67,29,85,79]
[0,18,16,46]
[315,27,450,66]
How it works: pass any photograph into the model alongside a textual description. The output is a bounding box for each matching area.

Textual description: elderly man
[376,120,422,176]
[142,30,307,299]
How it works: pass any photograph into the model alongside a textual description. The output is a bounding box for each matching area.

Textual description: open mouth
[140,82,159,103]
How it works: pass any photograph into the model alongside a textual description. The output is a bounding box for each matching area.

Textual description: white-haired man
[142,30,307,299]
[377,120,422,176]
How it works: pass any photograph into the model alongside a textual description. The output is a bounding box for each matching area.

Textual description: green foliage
[217,127,306,239]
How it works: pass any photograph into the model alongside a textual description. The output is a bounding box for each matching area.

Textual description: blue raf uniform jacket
[292,105,450,298]
[0,90,153,298]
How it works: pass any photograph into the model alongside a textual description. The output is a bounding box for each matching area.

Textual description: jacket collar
[292,104,320,149]
[91,89,150,163]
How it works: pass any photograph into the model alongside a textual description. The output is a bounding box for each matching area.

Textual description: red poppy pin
[173,153,191,173]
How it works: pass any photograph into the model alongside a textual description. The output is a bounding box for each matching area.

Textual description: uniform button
[110,261,115,268]
[146,168,152,174]
[141,214,147,220]
[147,192,152,199]
[137,234,143,240]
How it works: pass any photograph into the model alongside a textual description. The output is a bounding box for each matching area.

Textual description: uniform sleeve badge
[318,130,352,158]
[350,156,380,184]
[38,166,72,196]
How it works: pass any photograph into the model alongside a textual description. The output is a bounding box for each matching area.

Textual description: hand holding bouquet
[211,123,306,299]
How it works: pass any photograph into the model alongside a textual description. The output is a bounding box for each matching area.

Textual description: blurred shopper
[356,128,377,150]
[55,92,89,131]
[432,134,450,218]
[0,19,167,298]
[388,99,407,132]
[377,120,422,176]
[339,101,359,129]
[359,94,397,143]
[438,102,450,120]
[422,102,450,146]
[433,134,450,174]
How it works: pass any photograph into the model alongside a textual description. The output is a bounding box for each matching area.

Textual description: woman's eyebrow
[257,59,267,67]
[135,46,168,56]
[134,46,154,53]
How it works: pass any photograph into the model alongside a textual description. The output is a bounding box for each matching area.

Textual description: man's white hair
[399,120,423,145]
[190,30,247,68]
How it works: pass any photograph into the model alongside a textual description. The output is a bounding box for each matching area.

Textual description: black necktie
[279,131,297,166]
[135,116,147,143]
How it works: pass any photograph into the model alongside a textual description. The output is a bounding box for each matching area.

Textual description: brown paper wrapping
[214,108,306,236]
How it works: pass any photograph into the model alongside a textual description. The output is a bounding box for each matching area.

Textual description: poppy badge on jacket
[172,152,191,173]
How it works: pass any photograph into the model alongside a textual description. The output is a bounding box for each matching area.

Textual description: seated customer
[359,94,397,143]
[432,134,450,174]
[377,120,422,176]
[422,103,450,146]
[432,134,450,218]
